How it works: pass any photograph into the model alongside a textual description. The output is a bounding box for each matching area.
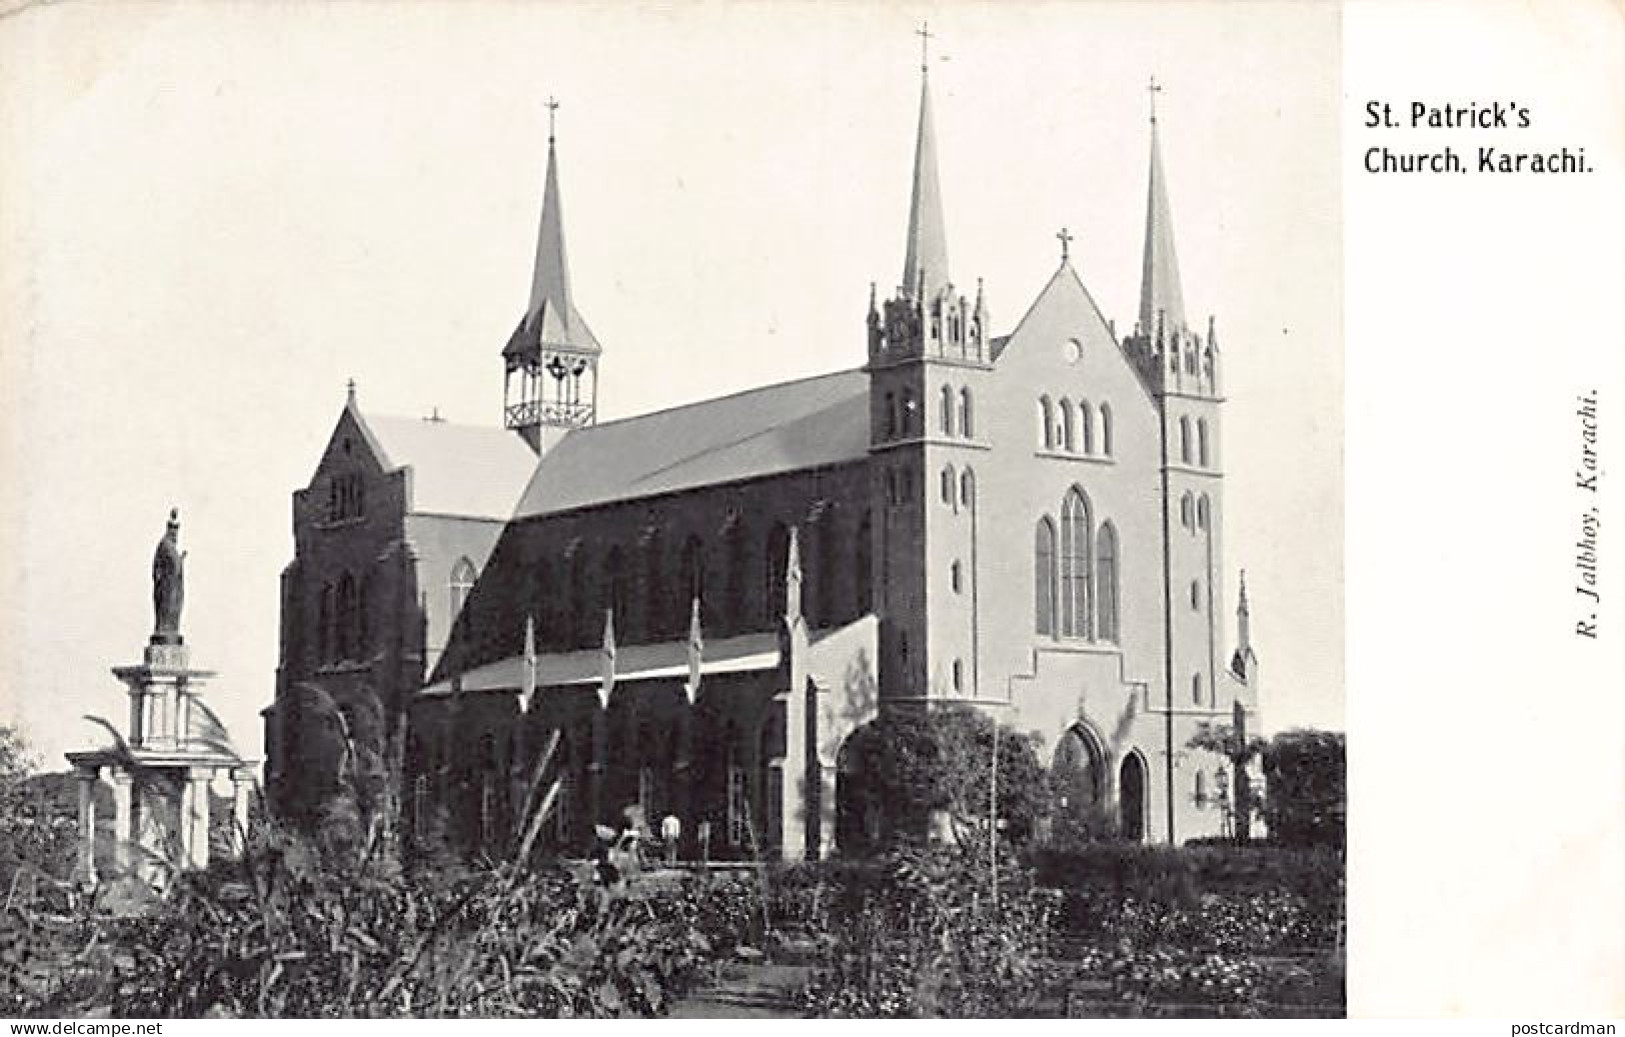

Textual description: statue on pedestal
[151,508,185,645]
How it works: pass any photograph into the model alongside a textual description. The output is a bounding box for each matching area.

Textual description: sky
[0,1,1342,770]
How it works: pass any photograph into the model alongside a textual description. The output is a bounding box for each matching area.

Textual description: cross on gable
[1148,75,1163,121]
[915,21,933,68]
[1057,226,1074,262]
[545,95,560,142]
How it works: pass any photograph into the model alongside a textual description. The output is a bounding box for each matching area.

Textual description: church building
[264,54,1261,858]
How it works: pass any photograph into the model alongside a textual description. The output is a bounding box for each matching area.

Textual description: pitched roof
[512,368,870,519]
[361,412,538,520]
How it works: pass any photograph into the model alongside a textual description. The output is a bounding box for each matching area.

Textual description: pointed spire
[901,25,950,302]
[784,527,803,623]
[507,99,601,360]
[519,614,538,714]
[1139,76,1186,334]
[597,608,616,709]
[1236,569,1251,653]
[684,596,704,705]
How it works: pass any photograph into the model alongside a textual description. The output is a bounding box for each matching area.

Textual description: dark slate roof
[512,367,870,519]
[362,412,538,520]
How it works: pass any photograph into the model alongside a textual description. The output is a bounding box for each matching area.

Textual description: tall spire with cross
[1138,75,1186,334]
[901,21,950,302]
[504,95,603,454]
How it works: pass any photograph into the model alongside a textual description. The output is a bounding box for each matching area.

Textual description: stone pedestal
[68,640,258,905]
[115,643,211,752]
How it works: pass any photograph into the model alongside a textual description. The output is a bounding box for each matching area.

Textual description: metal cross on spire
[1148,75,1163,123]
[1057,226,1074,263]
[915,21,934,71]
[545,95,560,144]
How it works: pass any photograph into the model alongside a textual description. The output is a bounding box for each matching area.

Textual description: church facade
[264,59,1261,859]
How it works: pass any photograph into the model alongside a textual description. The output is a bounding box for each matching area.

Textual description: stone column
[74,767,98,886]
[109,769,134,874]
[185,770,211,870]
[230,770,253,857]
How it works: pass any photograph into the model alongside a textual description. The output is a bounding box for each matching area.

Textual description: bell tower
[866,26,990,704]
[503,98,602,454]
[1121,78,1228,722]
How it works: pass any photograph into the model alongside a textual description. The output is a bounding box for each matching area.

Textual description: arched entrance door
[1052,725,1107,843]
[1118,751,1147,842]
[834,724,881,855]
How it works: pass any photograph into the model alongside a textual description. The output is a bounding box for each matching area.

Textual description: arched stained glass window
[855,511,873,613]
[940,385,955,436]
[642,530,665,638]
[569,546,590,645]
[1096,522,1119,643]
[1080,401,1095,454]
[1180,416,1193,464]
[604,547,627,632]
[764,523,790,624]
[680,535,705,611]
[1198,418,1210,467]
[1035,518,1057,636]
[336,572,358,660]
[450,557,477,623]
[1100,403,1114,456]
[1059,398,1076,452]
[1039,397,1055,449]
[959,388,974,437]
[1061,489,1093,638]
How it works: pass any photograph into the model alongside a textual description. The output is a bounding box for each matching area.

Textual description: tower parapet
[869,276,987,367]
[1123,313,1219,398]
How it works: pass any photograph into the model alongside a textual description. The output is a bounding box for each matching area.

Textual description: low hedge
[1030,844,1341,900]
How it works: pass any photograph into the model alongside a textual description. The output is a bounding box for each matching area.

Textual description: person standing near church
[661,813,681,866]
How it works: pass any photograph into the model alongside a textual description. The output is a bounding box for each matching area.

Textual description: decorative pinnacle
[545,95,560,144]
[1148,74,1163,123]
[1057,226,1074,263]
[915,21,934,71]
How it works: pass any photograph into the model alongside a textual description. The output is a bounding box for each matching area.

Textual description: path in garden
[668,962,811,1019]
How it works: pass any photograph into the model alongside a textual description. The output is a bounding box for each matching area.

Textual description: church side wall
[435,461,873,683]
[272,409,412,822]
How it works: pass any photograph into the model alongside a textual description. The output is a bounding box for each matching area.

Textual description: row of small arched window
[938,384,976,438]
[316,572,369,665]
[1039,397,1114,457]
[327,472,365,523]
[1177,415,1212,467]
[881,385,977,441]
[1179,491,1213,532]
[938,464,977,511]
[496,512,875,650]
[1034,487,1121,643]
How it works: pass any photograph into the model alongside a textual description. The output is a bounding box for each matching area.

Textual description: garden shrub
[798,843,1059,1017]
[0,817,758,1018]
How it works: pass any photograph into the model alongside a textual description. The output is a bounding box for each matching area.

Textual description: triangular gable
[991,263,1157,406]
[304,397,394,493]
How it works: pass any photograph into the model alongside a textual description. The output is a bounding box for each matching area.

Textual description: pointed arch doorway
[1118,751,1148,842]
[1052,724,1107,843]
